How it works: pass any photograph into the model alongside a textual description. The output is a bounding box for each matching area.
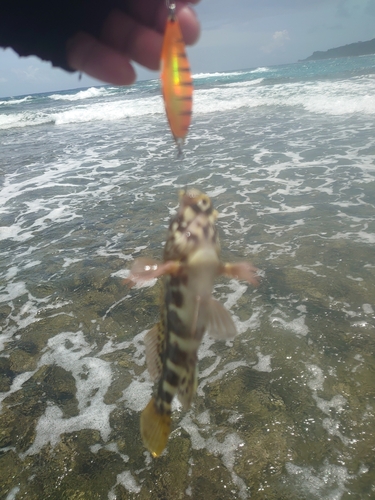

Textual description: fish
[161,5,193,156]
[128,188,259,457]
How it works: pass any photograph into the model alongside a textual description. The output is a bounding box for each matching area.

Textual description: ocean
[1,54,375,499]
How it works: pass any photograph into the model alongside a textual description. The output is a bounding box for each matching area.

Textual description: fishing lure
[161,1,193,156]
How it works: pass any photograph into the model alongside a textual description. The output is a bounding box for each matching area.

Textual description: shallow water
[1,56,375,499]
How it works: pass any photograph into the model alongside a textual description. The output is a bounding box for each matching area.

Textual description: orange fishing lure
[161,2,193,156]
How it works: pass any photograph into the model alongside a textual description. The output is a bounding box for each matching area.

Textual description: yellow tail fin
[140,398,171,457]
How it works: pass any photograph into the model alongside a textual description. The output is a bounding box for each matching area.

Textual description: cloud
[261,30,290,53]
[273,30,291,43]
[11,65,41,81]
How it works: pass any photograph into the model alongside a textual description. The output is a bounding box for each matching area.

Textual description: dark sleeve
[0,0,115,72]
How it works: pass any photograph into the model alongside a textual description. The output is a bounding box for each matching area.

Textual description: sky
[0,0,374,97]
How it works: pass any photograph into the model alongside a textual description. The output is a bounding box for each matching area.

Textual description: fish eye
[198,197,210,210]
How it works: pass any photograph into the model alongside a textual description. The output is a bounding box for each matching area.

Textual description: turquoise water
[1,55,375,498]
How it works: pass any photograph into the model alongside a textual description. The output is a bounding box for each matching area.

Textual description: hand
[66,0,200,85]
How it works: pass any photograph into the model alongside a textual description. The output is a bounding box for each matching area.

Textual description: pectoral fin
[222,262,260,287]
[127,258,182,284]
[207,298,237,339]
[144,324,164,381]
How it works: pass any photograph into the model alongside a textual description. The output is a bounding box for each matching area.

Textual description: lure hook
[176,138,183,159]
[165,1,176,18]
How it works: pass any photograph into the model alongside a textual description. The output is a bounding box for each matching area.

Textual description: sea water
[0,55,375,499]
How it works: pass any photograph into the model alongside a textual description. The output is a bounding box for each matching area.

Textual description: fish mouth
[179,187,202,205]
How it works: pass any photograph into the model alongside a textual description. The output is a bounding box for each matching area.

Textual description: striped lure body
[129,189,259,457]
[161,12,193,155]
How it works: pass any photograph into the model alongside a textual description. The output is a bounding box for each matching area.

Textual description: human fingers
[101,5,199,71]
[66,31,136,85]
[120,0,200,38]
[66,1,200,83]
[101,11,161,70]
[172,4,201,45]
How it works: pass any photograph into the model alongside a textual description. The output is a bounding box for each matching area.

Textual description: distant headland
[300,37,375,61]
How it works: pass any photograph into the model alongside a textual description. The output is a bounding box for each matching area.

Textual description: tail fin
[140,398,171,457]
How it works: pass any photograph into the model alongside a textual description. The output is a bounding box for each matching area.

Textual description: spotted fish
[128,188,259,457]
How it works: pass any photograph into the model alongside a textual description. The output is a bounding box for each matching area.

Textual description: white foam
[235,308,262,335]
[197,360,247,397]
[193,74,375,117]
[307,365,325,392]
[0,225,33,242]
[223,78,264,88]
[253,352,272,372]
[257,204,313,216]
[5,487,20,500]
[316,394,347,417]
[2,70,374,131]
[295,264,326,277]
[24,260,42,270]
[0,95,32,105]
[98,329,148,367]
[250,67,271,73]
[116,471,141,494]
[286,460,353,499]
[102,295,132,320]
[30,204,82,232]
[0,370,38,411]
[4,266,18,280]
[306,365,352,448]
[196,410,210,425]
[193,71,243,79]
[54,96,162,125]
[322,418,352,446]
[91,442,129,463]
[271,309,309,337]
[0,93,163,129]
[180,413,249,499]
[62,257,82,268]
[122,377,153,412]
[362,303,374,315]
[0,111,53,129]
[22,331,115,456]
[108,470,142,499]
[346,275,363,282]
[222,280,248,310]
[0,278,72,351]
[206,186,227,198]
[49,87,109,101]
